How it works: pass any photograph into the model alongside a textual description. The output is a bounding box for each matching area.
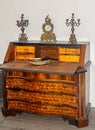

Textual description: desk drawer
[59,55,80,62]
[7,90,78,107]
[16,46,35,53]
[59,48,80,55]
[58,47,80,63]
[15,46,35,60]
[16,54,35,59]
[6,78,78,95]
[8,100,78,118]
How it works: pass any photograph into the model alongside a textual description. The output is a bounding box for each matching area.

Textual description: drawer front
[7,90,78,107]
[8,100,78,118]
[36,46,58,58]
[59,48,80,55]
[7,72,35,78]
[16,54,35,60]
[15,46,35,60]
[16,46,35,53]
[6,78,77,95]
[59,55,80,62]
[58,47,80,63]
[6,72,76,82]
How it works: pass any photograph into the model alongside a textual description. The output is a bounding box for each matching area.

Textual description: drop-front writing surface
[0,41,91,128]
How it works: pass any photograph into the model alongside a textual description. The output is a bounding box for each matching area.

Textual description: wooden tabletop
[0,60,80,75]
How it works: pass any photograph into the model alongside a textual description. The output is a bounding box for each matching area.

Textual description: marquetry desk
[0,41,91,127]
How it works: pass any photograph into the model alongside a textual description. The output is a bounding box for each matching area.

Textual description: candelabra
[17,14,29,41]
[66,13,80,43]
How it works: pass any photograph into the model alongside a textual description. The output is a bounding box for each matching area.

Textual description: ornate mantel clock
[40,15,56,42]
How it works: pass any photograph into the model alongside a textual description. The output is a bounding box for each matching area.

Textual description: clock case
[40,15,56,42]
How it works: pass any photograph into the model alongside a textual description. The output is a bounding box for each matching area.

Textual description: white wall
[0,0,95,107]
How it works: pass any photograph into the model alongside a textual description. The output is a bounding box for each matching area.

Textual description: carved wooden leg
[2,107,17,117]
[17,110,23,115]
[69,118,89,128]
[62,117,89,128]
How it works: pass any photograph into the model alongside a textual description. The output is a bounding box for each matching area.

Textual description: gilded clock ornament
[40,15,56,42]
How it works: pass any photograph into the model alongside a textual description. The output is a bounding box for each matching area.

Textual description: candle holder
[66,13,80,43]
[16,14,29,41]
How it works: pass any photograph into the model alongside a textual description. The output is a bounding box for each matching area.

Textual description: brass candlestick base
[69,34,77,43]
[18,33,28,41]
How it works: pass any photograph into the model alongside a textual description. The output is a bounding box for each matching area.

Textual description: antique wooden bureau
[0,41,91,127]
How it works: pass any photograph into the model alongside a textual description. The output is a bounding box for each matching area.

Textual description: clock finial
[45,15,51,23]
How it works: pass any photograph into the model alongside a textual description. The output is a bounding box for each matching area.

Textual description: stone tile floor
[0,101,95,130]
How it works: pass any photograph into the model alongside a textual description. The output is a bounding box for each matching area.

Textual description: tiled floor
[0,101,95,130]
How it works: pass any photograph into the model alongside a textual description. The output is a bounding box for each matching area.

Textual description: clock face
[45,25,52,32]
